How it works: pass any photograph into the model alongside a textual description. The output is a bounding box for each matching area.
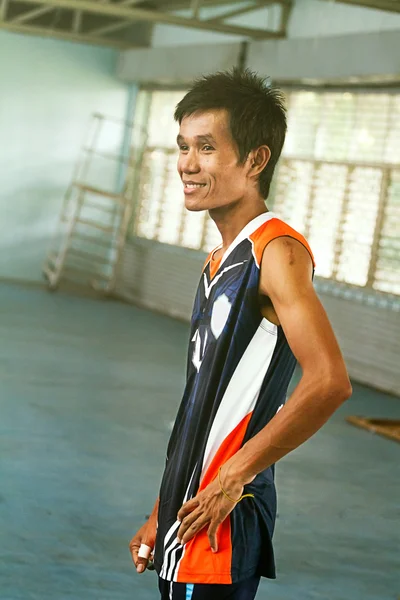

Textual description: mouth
[183,182,207,194]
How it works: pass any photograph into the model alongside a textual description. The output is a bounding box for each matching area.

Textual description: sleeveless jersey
[154,212,315,585]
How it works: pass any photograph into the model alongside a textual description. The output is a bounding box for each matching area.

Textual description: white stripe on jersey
[160,465,197,580]
[203,262,247,299]
[200,318,277,480]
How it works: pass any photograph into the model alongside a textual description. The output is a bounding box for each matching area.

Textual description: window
[276,91,400,294]
[133,88,400,295]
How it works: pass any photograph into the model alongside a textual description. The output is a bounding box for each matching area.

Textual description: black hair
[174,68,287,199]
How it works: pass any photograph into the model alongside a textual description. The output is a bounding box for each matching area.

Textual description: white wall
[0,31,129,283]
[116,237,400,396]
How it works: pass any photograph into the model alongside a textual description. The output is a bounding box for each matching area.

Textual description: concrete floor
[0,282,399,600]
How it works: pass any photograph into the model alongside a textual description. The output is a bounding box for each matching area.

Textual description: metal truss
[0,0,293,48]
[321,0,400,13]
[2,0,397,50]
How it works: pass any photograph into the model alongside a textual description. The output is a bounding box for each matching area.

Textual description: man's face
[177,109,251,212]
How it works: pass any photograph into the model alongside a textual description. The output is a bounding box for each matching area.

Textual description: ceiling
[0,0,398,49]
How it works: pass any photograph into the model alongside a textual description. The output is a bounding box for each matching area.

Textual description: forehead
[179,109,232,140]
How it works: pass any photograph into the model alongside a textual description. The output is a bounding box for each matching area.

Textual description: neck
[210,198,269,252]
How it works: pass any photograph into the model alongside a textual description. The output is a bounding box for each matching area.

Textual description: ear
[248,146,271,178]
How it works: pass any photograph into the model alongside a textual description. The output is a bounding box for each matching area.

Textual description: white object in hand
[138,544,152,559]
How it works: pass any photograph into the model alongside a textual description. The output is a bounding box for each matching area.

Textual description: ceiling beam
[87,19,132,37]
[204,2,276,23]
[278,0,293,35]
[72,9,82,32]
[4,0,140,32]
[88,1,278,37]
[87,0,144,36]
[158,0,287,10]
[0,20,135,47]
[19,0,284,39]
[11,4,55,24]
[108,0,144,4]
[0,0,9,20]
[325,0,400,13]
[190,0,202,19]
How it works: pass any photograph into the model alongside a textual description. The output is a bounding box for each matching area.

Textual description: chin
[184,198,209,212]
[185,204,207,212]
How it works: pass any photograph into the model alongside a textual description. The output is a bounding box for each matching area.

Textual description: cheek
[219,166,246,190]
[206,159,230,184]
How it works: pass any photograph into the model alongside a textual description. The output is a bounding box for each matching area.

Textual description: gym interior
[0,1,399,598]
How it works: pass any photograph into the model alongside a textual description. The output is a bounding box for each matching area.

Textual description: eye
[202,145,214,152]
[179,144,189,152]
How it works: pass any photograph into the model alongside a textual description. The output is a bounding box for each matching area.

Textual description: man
[129,69,352,600]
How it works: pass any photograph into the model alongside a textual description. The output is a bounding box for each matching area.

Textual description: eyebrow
[176,133,217,145]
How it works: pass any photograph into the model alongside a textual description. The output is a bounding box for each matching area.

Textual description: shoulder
[263,235,314,271]
[250,216,315,270]
[260,235,314,301]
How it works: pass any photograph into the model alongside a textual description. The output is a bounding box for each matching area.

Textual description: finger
[177,508,204,538]
[129,541,151,573]
[136,557,149,573]
[136,543,152,574]
[180,514,210,545]
[207,520,221,553]
[129,541,140,566]
[177,508,203,541]
[177,498,200,522]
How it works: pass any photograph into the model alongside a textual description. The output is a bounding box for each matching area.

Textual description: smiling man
[129,69,352,600]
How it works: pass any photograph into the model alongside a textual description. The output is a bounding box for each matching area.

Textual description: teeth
[185,183,205,188]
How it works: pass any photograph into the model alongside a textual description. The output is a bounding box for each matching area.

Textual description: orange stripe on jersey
[249,218,315,269]
[203,250,213,272]
[203,248,223,279]
[176,412,253,585]
[209,255,223,279]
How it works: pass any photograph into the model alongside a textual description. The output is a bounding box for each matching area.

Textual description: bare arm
[224,236,352,486]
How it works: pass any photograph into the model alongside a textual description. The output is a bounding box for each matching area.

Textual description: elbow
[338,379,352,404]
[303,362,353,407]
[326,372,352,407]
[306,364,352,407]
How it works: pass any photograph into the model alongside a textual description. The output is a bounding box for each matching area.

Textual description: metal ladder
[43,113,146,294]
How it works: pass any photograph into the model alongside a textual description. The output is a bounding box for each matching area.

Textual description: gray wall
[248,30,400,83]
[118,42,242,85]
[118,30,400,85]
[116,237,400,396]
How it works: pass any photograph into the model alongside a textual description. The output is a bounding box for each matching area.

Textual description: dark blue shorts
[158,575,260,600]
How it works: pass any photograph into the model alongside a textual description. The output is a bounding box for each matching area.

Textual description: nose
[179,149,200,175]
